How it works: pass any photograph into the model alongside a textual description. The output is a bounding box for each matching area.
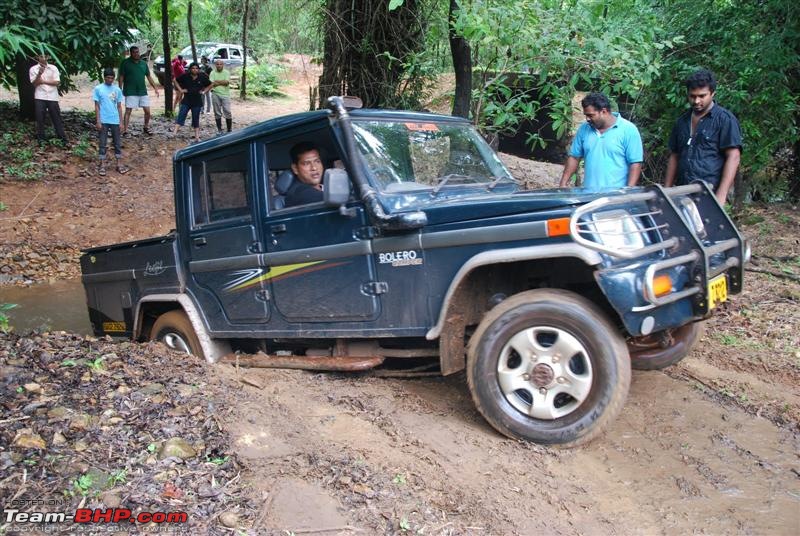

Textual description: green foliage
[0,25,62,80]
[71,135,93,160]
[245,63,287,97]
[453,0,675,143]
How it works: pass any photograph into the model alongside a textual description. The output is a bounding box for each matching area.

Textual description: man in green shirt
[118,46,160,136]
[209,59,233,134]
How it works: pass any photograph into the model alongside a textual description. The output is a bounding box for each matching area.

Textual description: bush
[245,63,287,98]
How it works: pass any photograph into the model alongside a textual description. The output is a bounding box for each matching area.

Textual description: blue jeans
[176,104,202,128]
[98,124,122,160]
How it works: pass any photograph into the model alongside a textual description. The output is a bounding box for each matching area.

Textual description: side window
[191,150,251,227]
[231,48,242,59]
[216,48,228,59]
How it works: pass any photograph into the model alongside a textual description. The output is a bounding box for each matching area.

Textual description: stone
[13,432,46,450]
[69,414,92,431]
[218,512,239,528]
[47,406,71,420]
[24,382,42,393]
[138,383,165,396]
[101,492,122,508]
[158,438,197,460]
[52,432,67,445]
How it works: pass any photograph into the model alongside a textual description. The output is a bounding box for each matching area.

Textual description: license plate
[708,274,728,309]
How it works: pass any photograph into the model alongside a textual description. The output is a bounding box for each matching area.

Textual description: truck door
[186,146,270,323]
[265,202,380,324]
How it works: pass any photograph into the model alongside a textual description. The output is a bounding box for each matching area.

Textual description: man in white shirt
[29,54,68,146]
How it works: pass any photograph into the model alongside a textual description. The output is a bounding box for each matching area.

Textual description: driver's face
[291,150,323,187]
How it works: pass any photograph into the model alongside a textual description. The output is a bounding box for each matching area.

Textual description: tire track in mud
[206,363,799,535]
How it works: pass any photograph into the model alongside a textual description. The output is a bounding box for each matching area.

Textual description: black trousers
[34,99,67,142]
[98,124,122,160]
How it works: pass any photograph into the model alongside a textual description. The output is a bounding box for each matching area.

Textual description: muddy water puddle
[0,278,91,334]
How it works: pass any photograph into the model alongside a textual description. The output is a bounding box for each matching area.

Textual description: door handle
[270,224,287,234]
[193,236,207,247]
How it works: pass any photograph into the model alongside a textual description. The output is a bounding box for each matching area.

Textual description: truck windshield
[351,120,516,194]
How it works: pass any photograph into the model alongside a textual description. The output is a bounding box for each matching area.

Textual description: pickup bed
[81,97,749,446]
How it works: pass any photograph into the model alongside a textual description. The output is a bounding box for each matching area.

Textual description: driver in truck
[285,142,325,207]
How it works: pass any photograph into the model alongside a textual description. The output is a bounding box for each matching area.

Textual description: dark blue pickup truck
[81,97,748,446]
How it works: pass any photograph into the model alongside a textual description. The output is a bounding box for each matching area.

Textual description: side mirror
[323,168,351,207]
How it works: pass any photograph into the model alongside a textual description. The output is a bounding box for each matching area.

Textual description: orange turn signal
[651,274,673,297]
[547,217,571,237]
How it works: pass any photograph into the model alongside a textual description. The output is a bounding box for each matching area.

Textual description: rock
[115,385,131,396]
[47,406,71,420]
[101,492,122,508]
[353,483,375,498]
[73,440,89,452]
[24,382,42,393]
[0,451,24,469]
[218,512,239,528]
[138,383,165,396]
[69,414,92,431]
[13,431,46,450]
[52,432,67,445]
[158,438,197,460]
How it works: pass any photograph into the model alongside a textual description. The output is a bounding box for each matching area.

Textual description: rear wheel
[467,289,631,447]
[150,310,204,359]
[627,321,704,370]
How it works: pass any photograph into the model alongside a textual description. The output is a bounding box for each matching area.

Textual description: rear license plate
[708,274,728,309]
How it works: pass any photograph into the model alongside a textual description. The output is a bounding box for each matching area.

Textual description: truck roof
[173,108,471,162]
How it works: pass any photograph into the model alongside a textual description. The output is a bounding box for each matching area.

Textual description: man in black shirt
[285,142,325,207]
[664,69,742,204]
[171,62,211,143]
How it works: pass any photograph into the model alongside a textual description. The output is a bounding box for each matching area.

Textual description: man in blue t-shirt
[560,92,643,191]
[93,68,129,176]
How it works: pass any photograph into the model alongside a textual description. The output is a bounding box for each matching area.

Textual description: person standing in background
[209,58,233,134]
[664,69,742,204]
[93,68,128,176]
[119,46,160,136]
[560,92,643,191]
[29,54,68,147]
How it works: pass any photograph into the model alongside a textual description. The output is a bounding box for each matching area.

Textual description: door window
[231,48,242,59]
[191,150,251,227]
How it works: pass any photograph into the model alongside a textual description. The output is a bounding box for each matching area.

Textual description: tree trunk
[240,0,249,100]
[15,54,35,120]
[188,2,197,64]
[449,0,471,118]
[791,115,800,200]
[162,0,173,116]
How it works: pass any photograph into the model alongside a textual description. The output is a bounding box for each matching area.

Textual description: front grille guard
[569,182,746,311]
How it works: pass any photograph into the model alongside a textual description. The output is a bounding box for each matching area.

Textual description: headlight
[677,197,707,239]
[590,209,645,251]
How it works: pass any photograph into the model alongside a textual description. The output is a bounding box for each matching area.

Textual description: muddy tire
[150,310,204,359]
[466,289,631,447]
[628,321,705,371]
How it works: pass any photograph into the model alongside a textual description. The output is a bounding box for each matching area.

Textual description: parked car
[153,42,256,86]
[81,98,749,447]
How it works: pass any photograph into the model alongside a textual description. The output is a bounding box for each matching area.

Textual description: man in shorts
[118,46,160,136]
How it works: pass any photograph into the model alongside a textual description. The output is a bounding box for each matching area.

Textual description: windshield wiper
[487,175,521,190]
[431,174,473,196]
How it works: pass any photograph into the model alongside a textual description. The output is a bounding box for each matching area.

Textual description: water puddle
[0,279,92,335]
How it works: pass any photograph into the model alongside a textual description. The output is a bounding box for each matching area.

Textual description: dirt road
[1,55,798,534]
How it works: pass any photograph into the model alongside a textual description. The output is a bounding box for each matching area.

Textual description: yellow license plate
[708,274,728,309]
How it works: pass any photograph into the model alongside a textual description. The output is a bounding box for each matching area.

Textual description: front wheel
[467,289,631,447]
[627,321,705,370]
[150,310,205,360]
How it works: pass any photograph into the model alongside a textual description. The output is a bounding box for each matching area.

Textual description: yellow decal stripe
[230,261,325,291]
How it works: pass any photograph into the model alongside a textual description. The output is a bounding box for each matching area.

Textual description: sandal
[116,165,130,175]
[143,128,153,136]
[98,166,107,176]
